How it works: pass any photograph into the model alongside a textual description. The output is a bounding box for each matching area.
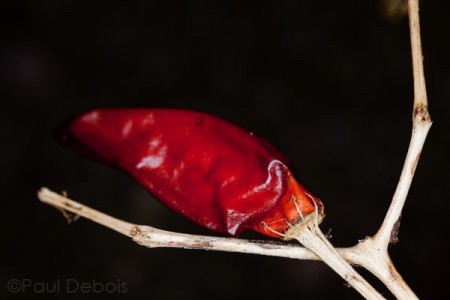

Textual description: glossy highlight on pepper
[57,108,323,238]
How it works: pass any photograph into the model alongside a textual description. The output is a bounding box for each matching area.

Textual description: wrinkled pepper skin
[58,108,323,237]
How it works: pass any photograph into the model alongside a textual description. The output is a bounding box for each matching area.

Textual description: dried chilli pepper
[55,109,385,298]
[57,108,324,238]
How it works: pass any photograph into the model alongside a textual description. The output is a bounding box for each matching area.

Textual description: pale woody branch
[409,0,428,111]
[38,187,323,260]
[351,0,431,299]
[373,0,432,250]
[35,187,393,267]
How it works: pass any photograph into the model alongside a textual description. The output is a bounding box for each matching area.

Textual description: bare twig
[373,0,431,252]
[38,187,320,259]
[347,0,431,299]
[373,110,431,248]
[38,188,135,236]
[409,0,428,111]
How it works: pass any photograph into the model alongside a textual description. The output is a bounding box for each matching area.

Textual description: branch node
[414,105,432,123]
[285,212,385,299]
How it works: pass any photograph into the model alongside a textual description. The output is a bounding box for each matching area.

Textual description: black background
[2,0,449,299]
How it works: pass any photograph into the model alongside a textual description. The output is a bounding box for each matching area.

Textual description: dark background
[2,0,449,299]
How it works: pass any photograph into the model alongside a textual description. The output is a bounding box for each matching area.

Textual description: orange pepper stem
[253,171,324,238]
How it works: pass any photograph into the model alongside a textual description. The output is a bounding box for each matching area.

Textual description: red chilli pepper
[57,108,324,238]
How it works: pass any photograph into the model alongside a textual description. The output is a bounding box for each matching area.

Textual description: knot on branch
[414,106,431,123]
[130,226,148,239]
